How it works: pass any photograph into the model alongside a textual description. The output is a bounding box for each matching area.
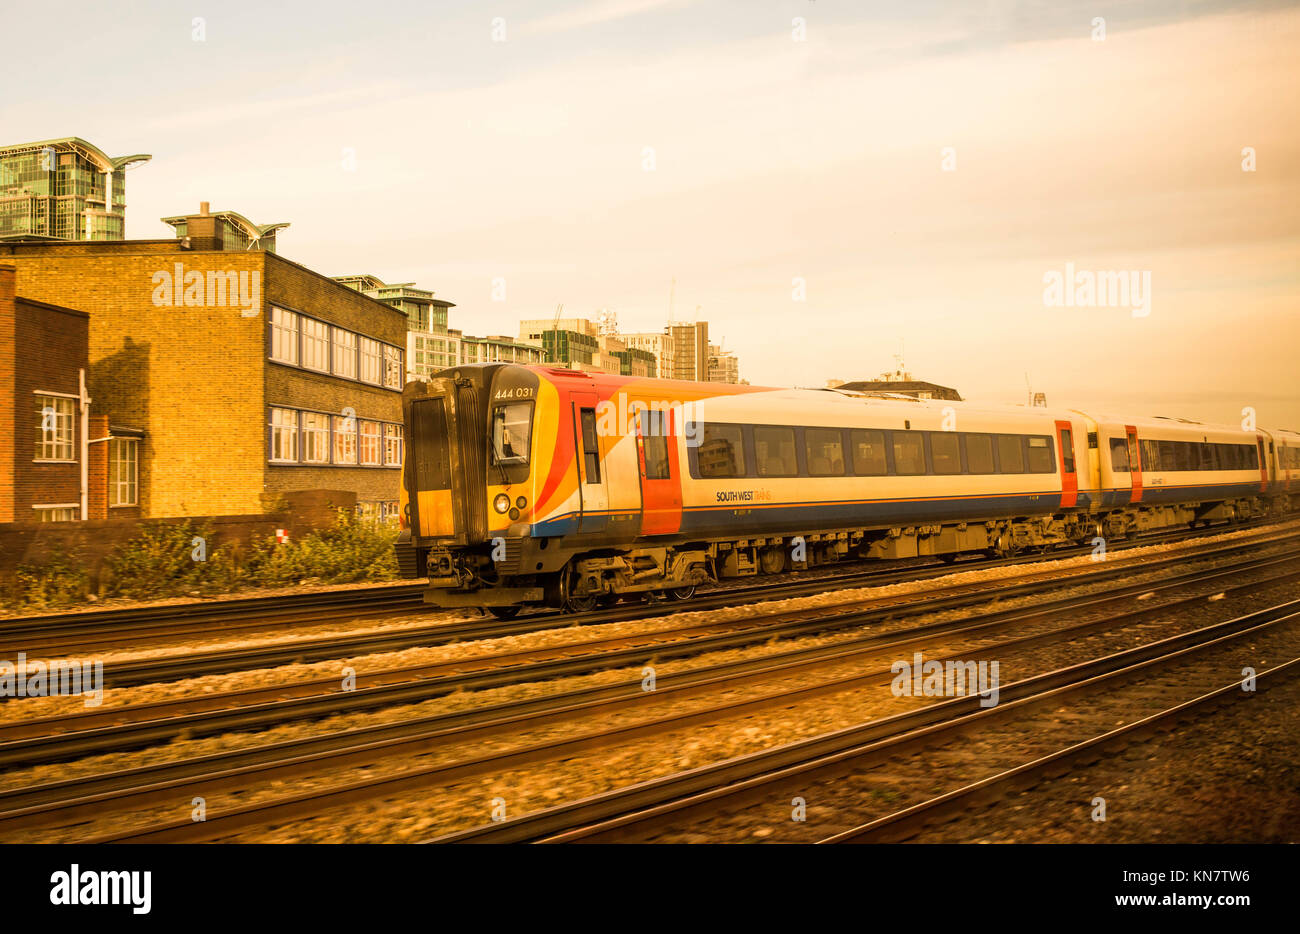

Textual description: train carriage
[395,364,1297,614]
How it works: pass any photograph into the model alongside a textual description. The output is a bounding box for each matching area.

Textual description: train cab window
[579,408,600,483]
[850,429,888,476]
[1060,429,1075,474]
[1109,437,1129,473]
[696,423,745,478]
[929,432,961,474]
[892,431,926,475]
[805,428,845,476]
[1026,436,1055,473]
[754,426,797,477]
[998,435,1025,474]
[965,434,994,474]
[491,403,531,465]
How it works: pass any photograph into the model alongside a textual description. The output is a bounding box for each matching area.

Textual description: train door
[1125,425,1142,504]
[571,392,609,534]
[1054,420,1078,509]
[637,406,682,536]
[1257,435,1269,493]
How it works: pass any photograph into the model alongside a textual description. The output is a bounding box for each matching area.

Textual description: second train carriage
[395,364,1297,614]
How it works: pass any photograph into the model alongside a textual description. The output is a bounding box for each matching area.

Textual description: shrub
[102,520,237,599]
[243,509,398,586]
[6,549,91,610]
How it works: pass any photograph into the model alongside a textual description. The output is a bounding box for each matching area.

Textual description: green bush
[6,549,91,610]
[243,509,398,586]
[102,520,237,599]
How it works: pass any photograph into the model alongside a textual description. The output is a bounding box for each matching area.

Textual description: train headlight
[494,493,511,514]
[515,496,527,510]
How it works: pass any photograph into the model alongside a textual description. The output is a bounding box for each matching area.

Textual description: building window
[33,505,79,522]
[384,423,403,466]
[108,438,139,506]
[332,328,357,379]
[270,307,299,365]
[383,345,403,389]
[359,337,382,385]
[301,412,331,464]
[333,414,358,465]
[301,317,330,373]
[269,407,298,462]
[359,420,381,465]
[34,394,75,461]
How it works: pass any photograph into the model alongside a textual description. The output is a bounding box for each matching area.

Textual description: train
[394,363,1300,616]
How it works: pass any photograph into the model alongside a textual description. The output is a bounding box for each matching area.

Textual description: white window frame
[34,393,76,462]
[359,420,382,466]
[332,327,357,379]
[32,504,79,522]
[359,337,382,385]
[269,407,299,463]
[108,437,139,506]
[301,411,331,464]
[383,423,403,467]
[301,317,331,373]
[333,414,358,465]
[383,344,403,389]
[270,307,299,365]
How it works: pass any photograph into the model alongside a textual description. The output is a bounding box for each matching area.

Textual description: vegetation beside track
[3,511,399,612]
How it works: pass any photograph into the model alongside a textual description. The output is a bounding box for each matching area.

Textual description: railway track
[3,534,1296,768]
[3,520,1288,661]
[9,552,1299,842]
[426,599,1300,844]
[9,524,1298,694]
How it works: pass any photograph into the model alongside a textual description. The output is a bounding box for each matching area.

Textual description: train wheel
[666,584,696,601]
[759,546,786,575]
[939,552,959,564]
[565,594,598,613]
[486,606,522,620]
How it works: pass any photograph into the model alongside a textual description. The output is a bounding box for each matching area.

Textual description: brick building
[1,205,409,519]
[0,264,142,521]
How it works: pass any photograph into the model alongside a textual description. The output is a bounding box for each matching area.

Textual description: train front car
[396,363,547,618]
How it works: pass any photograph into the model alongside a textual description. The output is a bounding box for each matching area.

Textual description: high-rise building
[340,275,543,381]
[519,317,655,376]
[707,342,741,384]
[625,321,710,381]
[0,137,151,242]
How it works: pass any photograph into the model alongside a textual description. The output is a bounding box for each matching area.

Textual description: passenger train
[395,364,1300,616]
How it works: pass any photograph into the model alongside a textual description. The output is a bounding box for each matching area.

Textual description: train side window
[998,435,1025,474]
[891,431,926,475]
[1245,444,1259,470]
[1139,439,1158,472]
[1198,443,1215,471]
[1109,437,1129,473]
[850,429,887,476]
[697,423,745,478]
[1174,442,1192,471]
[1158,440,1176,470]
[929,432,960,474]
[1026,436,1054,473]
[965,434,994,474]
[579,408,600,483]
[1060,429,1075,473]
[805,428,845,476]
[754,426,797,477]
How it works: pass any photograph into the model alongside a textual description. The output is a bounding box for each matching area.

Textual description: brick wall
[0,264,90,521]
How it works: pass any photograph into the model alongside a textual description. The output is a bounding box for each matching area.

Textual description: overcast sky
[6,0,1298,427]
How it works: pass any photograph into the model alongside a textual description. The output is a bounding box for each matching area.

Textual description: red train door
[1126,425,1142,504]
[1055,420,1078,508]
[570,391,609,534]
[636,406,682,535]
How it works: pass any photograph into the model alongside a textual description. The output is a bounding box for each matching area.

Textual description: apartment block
[0,137,150,242]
